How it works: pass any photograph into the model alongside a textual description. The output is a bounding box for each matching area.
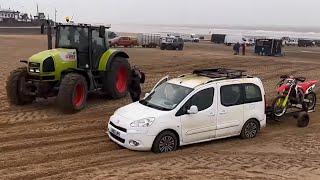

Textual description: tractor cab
[55,24,109,70]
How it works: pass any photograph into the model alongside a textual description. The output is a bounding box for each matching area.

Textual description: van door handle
[219,110,227,115]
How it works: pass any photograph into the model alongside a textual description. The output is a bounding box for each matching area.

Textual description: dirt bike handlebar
[296,77,306,82]
[279,75,305,82]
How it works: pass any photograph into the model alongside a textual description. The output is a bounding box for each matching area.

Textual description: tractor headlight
[43,57,55,72]
[28,62,40,73]
[130,117,155,128]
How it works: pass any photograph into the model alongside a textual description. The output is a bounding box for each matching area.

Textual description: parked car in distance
[190,34,200,43]
[108,68,266,153]
[181,34,199,42]
[160,36,184,50]
[109,36,138,48]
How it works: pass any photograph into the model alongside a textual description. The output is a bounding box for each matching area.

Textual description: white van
[108,68,266,153]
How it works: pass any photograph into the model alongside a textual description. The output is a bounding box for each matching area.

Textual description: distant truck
[282,37,298,46]
[190,34,200,42]
[298,39,315,47]
[160,36,184,50]
[224,35,254,46]
[224,35,245,46]
[137,33,161,48]
[109,36,138,48]
[181,34,200,42]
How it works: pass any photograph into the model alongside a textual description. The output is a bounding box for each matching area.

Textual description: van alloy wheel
[244,121,258,138]
[159,135,175,153]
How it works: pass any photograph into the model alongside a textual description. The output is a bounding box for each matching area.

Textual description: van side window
[189,88,214,111]
[244,84,262,103]
[176,88,214,116]
[221,84,243,106]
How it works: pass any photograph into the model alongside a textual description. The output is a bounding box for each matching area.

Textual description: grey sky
[0,0,319,27]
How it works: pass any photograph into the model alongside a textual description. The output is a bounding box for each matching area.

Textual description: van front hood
[114,102,169,122]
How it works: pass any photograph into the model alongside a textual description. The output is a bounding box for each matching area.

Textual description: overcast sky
[0,0,319,27]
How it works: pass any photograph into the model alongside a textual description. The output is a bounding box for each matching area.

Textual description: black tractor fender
[61,68,92,89]
[106,51,129,71]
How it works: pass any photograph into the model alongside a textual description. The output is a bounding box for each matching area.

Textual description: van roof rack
[193,68,247,79]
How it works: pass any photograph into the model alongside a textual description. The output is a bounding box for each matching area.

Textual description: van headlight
[130,117,155,127]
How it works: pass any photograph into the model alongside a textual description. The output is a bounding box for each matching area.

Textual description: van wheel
[241,119,259,139]
[152,130,178,153]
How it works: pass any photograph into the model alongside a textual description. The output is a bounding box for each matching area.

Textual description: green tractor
[6,23,131,112]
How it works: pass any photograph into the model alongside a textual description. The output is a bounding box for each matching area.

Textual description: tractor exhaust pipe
[47,20,52,50]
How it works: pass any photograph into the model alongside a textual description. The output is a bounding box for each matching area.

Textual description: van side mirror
[187,105,198,114]
[99,26,105,38]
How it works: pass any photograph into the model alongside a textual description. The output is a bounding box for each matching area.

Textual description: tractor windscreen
[57,26,89,52]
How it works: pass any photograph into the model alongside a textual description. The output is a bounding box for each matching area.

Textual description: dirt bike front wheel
[272,96,288,117]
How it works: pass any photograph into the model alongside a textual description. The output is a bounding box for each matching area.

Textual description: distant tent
[254,39,283,56]
[211,34,226,44]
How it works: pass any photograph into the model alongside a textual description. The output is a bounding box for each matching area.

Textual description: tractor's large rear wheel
[104,57,131,99]
[57,73,88,113]
[6,67,35,105]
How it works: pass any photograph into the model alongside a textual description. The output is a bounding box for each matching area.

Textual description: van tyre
[160,44,166,50]
[241,119,259,139]
[152,130,178,153]
[57,73,88,113]
[6,67,35,105]
[297,112,309,128]
[104,57,131,99]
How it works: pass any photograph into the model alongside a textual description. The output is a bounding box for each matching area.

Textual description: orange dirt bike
[272,75,317,118]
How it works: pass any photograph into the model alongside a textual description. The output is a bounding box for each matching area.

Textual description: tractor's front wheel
[104,57,131,99]
[6,67,35,105]
[57,73,88,113]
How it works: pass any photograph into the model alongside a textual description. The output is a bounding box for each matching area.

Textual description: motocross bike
[272,75,317,118]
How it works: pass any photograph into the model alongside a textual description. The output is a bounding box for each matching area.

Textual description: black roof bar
[193,68,247,79]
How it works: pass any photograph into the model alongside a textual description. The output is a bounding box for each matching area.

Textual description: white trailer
[137,33,161,48]
[224,35,245,46]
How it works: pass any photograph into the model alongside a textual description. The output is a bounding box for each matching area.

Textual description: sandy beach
[0,35,320,179]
